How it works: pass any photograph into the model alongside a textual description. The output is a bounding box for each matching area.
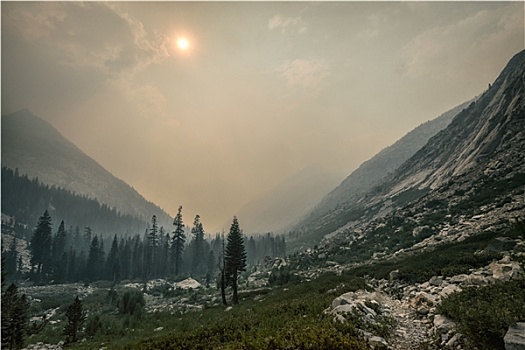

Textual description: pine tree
[30,210,53,281]
[206,250,216,287]
[218,234,227,306]
[86,236,101,282]
[171,206,186,276]
[148,215,159,277]
[159,229,170,277]
[83,227,92,252]
[119,237,132,280]
[63,296,86,344]
[67,249,77,282]
[225,217,247,305]
[5,237,18,278]
[52,221,67,281]
[1,283,29,349]
[106,235,121,283]
[191,214,205,274]
[52,221,67,261]
[131,236,144,279]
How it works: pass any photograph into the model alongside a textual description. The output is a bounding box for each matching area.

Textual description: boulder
[448,274,469,284]
[487,237,517,253]
[389,269,400,283]
[433,314,455,334]
[368,335,388,349]
[332,304,355,314]
[410,292,436,309]
[429,276,443,286]
[174,278,201,289]
[439,284,462,298]
[331,292,355,308]
[504,323,525,350]
[489,259,522,281]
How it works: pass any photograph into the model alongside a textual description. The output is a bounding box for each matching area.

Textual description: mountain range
[308,98,475,221]
[236,97,476,236]
[3,48,524,253]
[1,109,173,227]
[291,49,525,251]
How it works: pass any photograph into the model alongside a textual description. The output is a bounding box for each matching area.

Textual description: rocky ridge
[292,50,525,253]
[305,97,474,230]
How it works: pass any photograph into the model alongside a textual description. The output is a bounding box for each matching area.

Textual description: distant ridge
[293,98,474,233]
[235,165,342,234]
[1,109,172,227]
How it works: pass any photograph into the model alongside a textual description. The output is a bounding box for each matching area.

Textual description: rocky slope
[292,49,525,250]
[1,109,172,226]
[307,98,474,224]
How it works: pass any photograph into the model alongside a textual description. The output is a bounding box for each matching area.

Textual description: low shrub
[437,280,525,350]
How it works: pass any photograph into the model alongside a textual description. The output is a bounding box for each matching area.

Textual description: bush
[85,314,103,337]
[119,289,145,316]
[437,280,525,350]
[268,266,299,286]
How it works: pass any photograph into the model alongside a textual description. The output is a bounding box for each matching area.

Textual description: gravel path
[382,294,433,350]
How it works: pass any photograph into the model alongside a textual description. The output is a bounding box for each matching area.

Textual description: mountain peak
[2,109,172,227]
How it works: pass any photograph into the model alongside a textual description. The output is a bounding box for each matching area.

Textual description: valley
[2,7,525,349]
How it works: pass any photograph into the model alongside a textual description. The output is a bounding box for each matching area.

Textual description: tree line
[1,166,150,240]
[4,208,286,288]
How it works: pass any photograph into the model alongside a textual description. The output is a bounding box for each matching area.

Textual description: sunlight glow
[177,37,190,51]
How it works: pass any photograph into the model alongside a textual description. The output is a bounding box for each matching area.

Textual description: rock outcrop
[504,323,525,350]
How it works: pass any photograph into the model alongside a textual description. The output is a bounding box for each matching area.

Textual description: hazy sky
[2,1,524,232]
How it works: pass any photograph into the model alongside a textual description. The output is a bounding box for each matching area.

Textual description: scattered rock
[389,270,400,283]
[504,322,525,350]
[175,278,201,290]
[433,314,456,334]
[429,276,443,286]
[489,258,522,281]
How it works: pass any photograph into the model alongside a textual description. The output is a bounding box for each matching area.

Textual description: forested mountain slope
[1,109,172,227]
[1,167,149,240]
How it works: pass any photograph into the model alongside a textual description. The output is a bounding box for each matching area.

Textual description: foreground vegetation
[5,219,524,349]
[20,274,369,349]
[339,222,525,284]
[438,280,525,350]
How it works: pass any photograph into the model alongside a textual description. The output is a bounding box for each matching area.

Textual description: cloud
[278,59,331,94]
[268,14,307,34]
[356,14,386,39]
[2,2,67,40]
[400,4,524,83]
[3,2,169,78]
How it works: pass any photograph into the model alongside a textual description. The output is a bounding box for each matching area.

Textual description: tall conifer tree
[171,206,186,276]
[191,214,205,274]
[148,215,159,277]
[63,296,86,344]
[1,283,29,349]
[30,210,53,280]
[225,217,247,305]
[106,235,121,283]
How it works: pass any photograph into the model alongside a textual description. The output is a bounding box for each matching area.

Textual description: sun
[176,37,190,51]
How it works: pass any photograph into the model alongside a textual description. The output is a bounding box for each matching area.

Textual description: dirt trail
[382,294,433,350]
